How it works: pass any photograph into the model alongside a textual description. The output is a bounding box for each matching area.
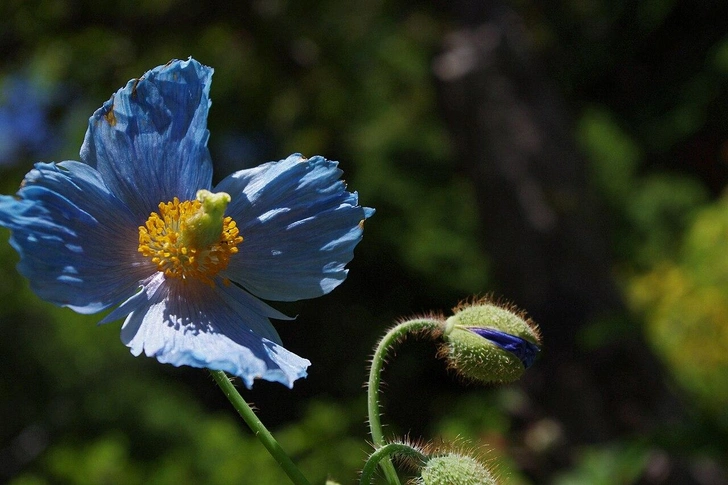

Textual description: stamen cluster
[138,197,243,286]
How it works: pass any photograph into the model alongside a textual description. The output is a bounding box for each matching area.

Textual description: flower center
[138,190,243,286]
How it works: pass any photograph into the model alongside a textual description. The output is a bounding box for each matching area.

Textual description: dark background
[1,1,727,483]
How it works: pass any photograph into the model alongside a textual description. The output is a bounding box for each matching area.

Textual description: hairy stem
[367,318,442,484]
[360,442,428,485]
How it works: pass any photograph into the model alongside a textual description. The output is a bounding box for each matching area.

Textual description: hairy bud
[417,453,497,485]
[440,300,541,384]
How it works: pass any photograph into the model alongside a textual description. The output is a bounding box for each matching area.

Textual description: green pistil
[181,189,231,248]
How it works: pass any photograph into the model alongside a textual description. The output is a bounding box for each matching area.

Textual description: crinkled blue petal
[117,273,309,388]
[214,153,374,301]
[80,58,213,218]
[469,327,540,369]
[0,161,150,313]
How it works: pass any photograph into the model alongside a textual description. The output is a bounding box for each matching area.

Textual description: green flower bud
[439,300,541,384]
[417,453,497,485]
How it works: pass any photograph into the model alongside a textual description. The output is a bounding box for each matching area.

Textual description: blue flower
[0,58,373,388]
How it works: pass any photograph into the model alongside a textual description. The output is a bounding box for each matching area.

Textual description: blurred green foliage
[552,443,649,485]
[630,195,728,419]
[1,0,728,483]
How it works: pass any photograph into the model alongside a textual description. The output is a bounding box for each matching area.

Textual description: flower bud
[417,453,497,485]
[440,300,541,384]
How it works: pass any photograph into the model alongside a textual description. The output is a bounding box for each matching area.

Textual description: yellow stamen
[138,196,243,286]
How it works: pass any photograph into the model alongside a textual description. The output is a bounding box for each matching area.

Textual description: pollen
[138,197,243,286]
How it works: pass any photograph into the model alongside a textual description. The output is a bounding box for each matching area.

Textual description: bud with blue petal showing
[440,300,541,384]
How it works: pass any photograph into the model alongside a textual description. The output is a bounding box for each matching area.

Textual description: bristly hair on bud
[450,296,541,345]
[438,296,541,385]
[408,440,500,485]
[416,453,498,485]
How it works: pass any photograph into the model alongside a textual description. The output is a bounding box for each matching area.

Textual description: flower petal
[215,154,374,301]
[118,274,310,388]
[0,161,150,313]
[79,58,214,217]
[468,327,540,369]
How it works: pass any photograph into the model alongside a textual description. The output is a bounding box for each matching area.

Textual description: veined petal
[80,58,213,218]
[215,154,374,301]
[0,161,150,313]
[118,274,310,388]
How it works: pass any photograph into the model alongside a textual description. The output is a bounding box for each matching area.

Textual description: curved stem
[367,318,442,485]
[210,370,311,485]
[360,443,428,485]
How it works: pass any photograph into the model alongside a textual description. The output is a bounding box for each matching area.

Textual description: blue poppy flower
[0,58,373,388]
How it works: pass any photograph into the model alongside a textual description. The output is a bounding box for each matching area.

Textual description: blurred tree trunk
[434,0,687,478]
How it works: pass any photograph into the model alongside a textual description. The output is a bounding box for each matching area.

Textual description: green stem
[367,318,442,485]
[210,370,311,485]
[360,443,428,485]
